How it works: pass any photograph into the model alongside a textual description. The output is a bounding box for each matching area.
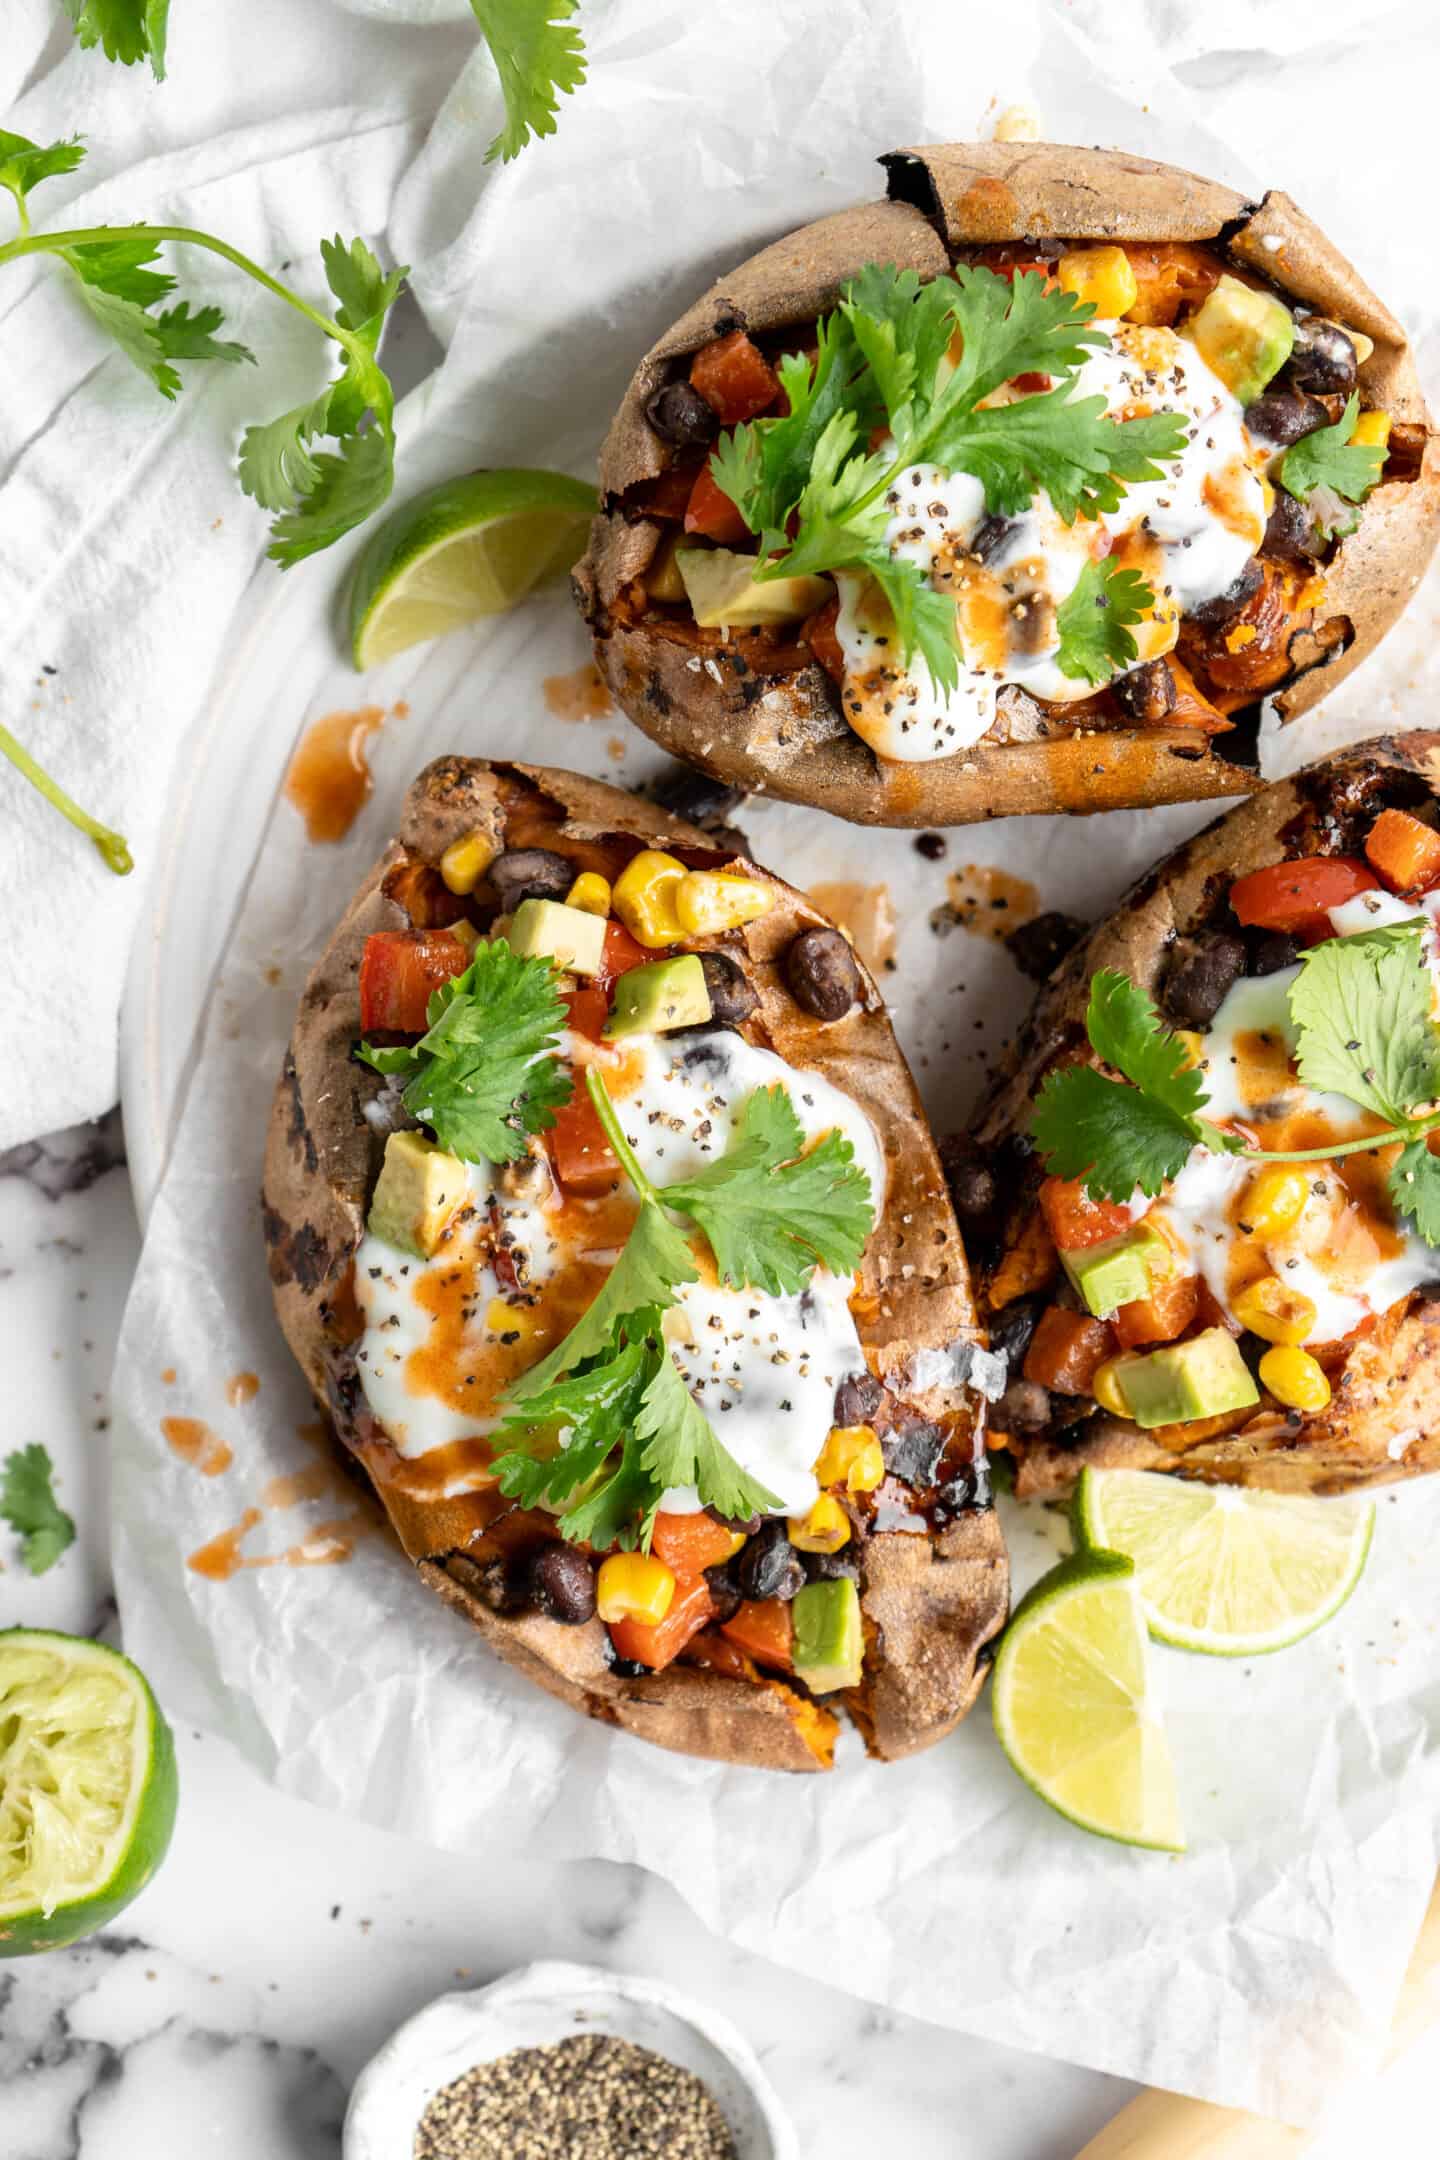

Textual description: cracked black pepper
[413,2031,738,2160]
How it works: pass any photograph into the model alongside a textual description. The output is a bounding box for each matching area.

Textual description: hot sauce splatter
[938,864,1039,940]
[542,663,612,723]
[224,1372,260,1408]
[188,1509,266,1581]
[162,1417,233,1477]
[808,882,898,976]
[284,706,386,842]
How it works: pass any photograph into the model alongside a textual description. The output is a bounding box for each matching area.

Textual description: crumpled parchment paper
[110,0,1440,2121]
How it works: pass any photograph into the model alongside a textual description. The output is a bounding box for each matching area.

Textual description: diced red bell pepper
[358,929,470,1034]
[721,1598,794,1672]
[1364,808,1440,898]
[1010,371,1053,395]
[1229,857,1376,937]
[1038,1174,1137,1252]
[547,1083,620,1195]
[562,922,652,1042]
[650,1512,741,1576]
[609,1574,715,1672]
[599,917,650,987]
[689,330,780,425]
[804,595,845,681]
[563,982,611,1044]
[684,463,750,545]
[1022,1307,1117,1394]
[1113,1272,1199,1351]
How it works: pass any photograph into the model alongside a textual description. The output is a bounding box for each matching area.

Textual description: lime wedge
[1075,1466,1374,1657]
[349,468,598,669]
[992,1548,1185,1851]
[0,1629,178,1956]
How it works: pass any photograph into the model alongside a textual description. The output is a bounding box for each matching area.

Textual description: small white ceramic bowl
[344,1959,798,2160]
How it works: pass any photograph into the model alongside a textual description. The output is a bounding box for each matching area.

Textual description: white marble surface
[2,1132,1439,2158]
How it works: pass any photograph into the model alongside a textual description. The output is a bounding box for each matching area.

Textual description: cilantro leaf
[1279,395,1386,523]
[1289,920,1440,1125]
[1389,1140,1440,1248]
[635,1348,783,1522]
[62,0,170,77]
[664,1084,874,1295]
[1,1444,77,1575]
[1087,969,1212,1122]
[470,0,588,164]
[358,938,573,1168]
[934,265,1108,413]
[494,1326,665,1548]
[0,131,85,209]
[507,1203,698,1402]
[710,312,876,549]
[936,393,1186,524]
[1055,558,1156,687]
[153,301,255,367]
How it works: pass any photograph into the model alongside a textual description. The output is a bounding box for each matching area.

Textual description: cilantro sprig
[1,1444,77,1576]
[1278,394,1387,538]
[62,0,169,75]
[711,262,1189,690]
[494,1066,876,1546]
[358,939,572,1164]
[1054,559,1158,689]
[1032,922,1440,1244]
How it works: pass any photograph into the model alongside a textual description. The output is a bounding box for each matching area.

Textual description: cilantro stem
[0,718,132,874]
[584,1067,660,1203]
[0,225,347,350]
[1238,1119,1440,1166]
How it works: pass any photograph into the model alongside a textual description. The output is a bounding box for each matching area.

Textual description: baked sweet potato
[575,143,1439,827]
[968,733,1440,1498]
[263,758,1007,1771]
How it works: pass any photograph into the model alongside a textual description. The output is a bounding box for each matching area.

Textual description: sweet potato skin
[576,144,1440,827]
[263,757,1007,1771]
[969,732,1440,1498]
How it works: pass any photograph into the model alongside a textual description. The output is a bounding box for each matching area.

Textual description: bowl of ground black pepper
[344,1960,797,2160]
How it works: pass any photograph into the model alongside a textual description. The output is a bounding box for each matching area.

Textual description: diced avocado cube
[1062,1221,1174,1319]
[1113,1327,1259,1430]
[509,897,607,978]
[604,954,712,1038]
[792,1577,863,1696]
[676,546,832,629]
[1190,275,1295,405]
[367,1130,468,1259]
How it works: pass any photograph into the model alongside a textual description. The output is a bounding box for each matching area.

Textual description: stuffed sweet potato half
[963,733,1440,1499]
[576,142,1439,827]
[263,758,1006,1772]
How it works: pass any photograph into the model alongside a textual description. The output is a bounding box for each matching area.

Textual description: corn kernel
[440,829,498,896]
[1056,245,1139,322]
[612,849,687,948]
[596,1552,676,1626]
[1174,1030,1205,1070]
[1242,1165,1310,1240]
[813,1424,885,1494]
[674,870,774,936]
[787,1494,852,1554]
[565,871,612,918]
[1091,1357,1133,1418]
[1351,408,1391,453]
[1259,1344,1332,1413]
[1233,1273,1316,1345]
[646,532,688,604]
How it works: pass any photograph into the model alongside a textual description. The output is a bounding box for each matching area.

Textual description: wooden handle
[1073,1879,1440,2160]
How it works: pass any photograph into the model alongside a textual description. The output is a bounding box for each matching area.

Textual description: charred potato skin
[968,732,1440,1499]
[576,143,1440,828]
[263,757,1007,1773]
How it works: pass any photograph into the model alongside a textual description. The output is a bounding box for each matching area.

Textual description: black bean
[1159,931,1245,1028]
[939,1133,996,1220]
[914,832,948,862]
[785,927,861,1021]
[1246,928,1302,976]
[932,1462,993,1520]
[702,1558,743,1623]
[834,1370,884,1428]
[880,1415,946,1488]
[1290,319,1358,396]
[988,1297,1042,1367]
[645,380,719,448]
[1243,385,1329,448]
[804,1548,860,1583]
[970,513,1018,564]
[1112,656,1177,726]
[994,1378,1051,1431]
[737,1520,805,1602]
[1263,488,1323,565]
[526,1542,596,1626]
[1005,909,1087,983]
[1187,558,1264,630]
[698,950,758,1026]
[489,848,573,910]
